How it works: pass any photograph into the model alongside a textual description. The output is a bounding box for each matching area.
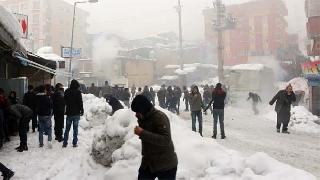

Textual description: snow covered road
[180,106,320,178]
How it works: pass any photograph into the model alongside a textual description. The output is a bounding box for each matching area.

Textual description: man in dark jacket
[35,85,53,148]
[52,83,65,142]
[23,85,37,132]
[204,83,226,139]
[269,84,296,134]
[8,104,33,152]
[132,95,178,180]
[157,85,166,109]
[88,83,100,97]
[182,86,189,111]
[63,79,84,148]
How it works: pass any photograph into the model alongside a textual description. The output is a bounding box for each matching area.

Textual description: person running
[269,84,296,134]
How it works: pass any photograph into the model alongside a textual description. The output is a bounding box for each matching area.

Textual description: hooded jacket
[64,80,84,116]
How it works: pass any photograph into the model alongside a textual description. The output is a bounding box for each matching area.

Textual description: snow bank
[81,94,112,129]
[231,64,264,71]
[92,106,316,180]
[264,105,320,134]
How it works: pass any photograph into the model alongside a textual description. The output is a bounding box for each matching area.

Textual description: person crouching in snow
[131,95,178,180]
[7,104,33,152]
[35,85,53,148]
[269,84,296,134]
[105,94,124,115]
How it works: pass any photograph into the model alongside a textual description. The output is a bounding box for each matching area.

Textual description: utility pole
[213,0,236,83]
[176,0,183,71]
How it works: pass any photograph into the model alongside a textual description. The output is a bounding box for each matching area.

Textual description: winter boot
[17,145,28,152]
[277,129,280,133]
[212,135,216,139]
[221,135,226,139]
[282,130,290,134]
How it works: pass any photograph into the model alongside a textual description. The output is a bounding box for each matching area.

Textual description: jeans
[184,99,189,111]
[63,115,80,146]
[213,109,225,136]
[191,110,202,135]
[138,166,177,180]
[54,113,64,140]
[38,116,52,146]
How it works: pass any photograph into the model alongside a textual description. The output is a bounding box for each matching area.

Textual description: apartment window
[33,14,40,24]
[33,1,40,9]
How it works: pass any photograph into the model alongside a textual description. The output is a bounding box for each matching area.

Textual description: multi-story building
[203,0,289,65]
[0,0,89,58]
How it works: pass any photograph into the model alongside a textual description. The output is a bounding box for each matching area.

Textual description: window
[33,14,39,24]
[33,1,40,9]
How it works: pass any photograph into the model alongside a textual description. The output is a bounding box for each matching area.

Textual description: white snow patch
[231,64,265,71]
[0,5,22,41]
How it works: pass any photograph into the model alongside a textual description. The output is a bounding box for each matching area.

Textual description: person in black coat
[269,84,296,134]
[132,95,178,180]
[204,83,227,139]
[63,79,84,148]
[52,83,65,142]
[106,95,124,115]
[23,85,37,132]
[0,162,14,180]
[7,104,33,152]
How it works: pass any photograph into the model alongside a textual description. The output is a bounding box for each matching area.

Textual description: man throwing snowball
[132,95,178,180]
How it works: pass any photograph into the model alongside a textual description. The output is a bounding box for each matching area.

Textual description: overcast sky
[66,0,306,41]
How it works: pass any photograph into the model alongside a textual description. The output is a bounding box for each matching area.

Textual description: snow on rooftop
[231,64,265,71]
[165,64,180,69]
[0,5,22,41]
[174,66,197,75]
[160,75,178,80]
[36,46,65,62]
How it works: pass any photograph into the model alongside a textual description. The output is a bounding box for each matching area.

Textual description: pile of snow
[80,94,112,129]
[0,5,22,41]
[92,106,316,179]
[160,75,178,80]
[174,66,196,75]
[264,106,320,134]
[231,64,265,71]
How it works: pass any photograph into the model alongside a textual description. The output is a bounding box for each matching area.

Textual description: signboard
[13,13,28,39]
[301,60,320,75]
[61,47,82,58]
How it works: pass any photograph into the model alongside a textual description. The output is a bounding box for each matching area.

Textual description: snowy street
[180,106,320,178]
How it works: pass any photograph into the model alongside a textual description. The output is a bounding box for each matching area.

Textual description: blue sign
[61,47,82,58]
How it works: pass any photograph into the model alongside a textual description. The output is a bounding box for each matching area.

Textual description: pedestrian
[52,83,65,142]
[142,86,153,103]
[8,91,19,105]
[174,86,182,114]
[35,85,53,148]
[122,88,131,107]
[131,95,178,180]
[203,85,212,115]
[106,95,124,115]
[150,87,156,105]
[23,85,37,132]
[204,83,226,139]
[100,81,112,98]
[131,84,136,98]
[247,92,262,115]
[88,83,100,97]
[189,85,204,136]
[0,162,14,180]
[157,85,166,109]
[7,104,33,152]
[136,87,143,96]
[182,86,189,111]
[63,79,84,148]
[269,84,296,134]
[166,86,178,114]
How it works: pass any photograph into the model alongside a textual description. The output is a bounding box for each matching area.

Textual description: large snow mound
[264,105,320,134]
[91,104,316,179]
[81,94,112,129]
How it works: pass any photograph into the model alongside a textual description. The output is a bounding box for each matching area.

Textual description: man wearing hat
[131,95,178,180]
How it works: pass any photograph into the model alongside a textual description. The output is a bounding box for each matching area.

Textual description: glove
[80,110,84,116]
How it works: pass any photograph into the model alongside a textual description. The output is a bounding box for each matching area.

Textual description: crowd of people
[0,79,297,180]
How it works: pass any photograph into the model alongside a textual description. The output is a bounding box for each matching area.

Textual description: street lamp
[68,0,98,86]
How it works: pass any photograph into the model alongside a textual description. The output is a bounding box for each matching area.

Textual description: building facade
[0,0,89,58]
[203,0,289,65]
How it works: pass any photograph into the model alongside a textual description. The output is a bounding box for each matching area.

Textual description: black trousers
[0,162,11,175]
[19,118,30,146]
[31,112,38,131]
[54,113,64,139]
[138,166,177,180]
[277,109,290,131]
